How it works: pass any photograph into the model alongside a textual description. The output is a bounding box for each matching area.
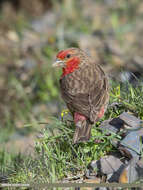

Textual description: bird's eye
[66,54,71,58]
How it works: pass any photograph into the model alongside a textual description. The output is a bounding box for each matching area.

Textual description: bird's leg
[73,112,91,144]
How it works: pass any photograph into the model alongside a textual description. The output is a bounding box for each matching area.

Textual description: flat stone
[120,130,142,156]
[119,156,141,183]
[99,118,124,135]
[119,112,141,129]
[89,155,124,175]
[136,128,143,136]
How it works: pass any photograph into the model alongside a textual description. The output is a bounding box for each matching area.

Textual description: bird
[52,47,109,144]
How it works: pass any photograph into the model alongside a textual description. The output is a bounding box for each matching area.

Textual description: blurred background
[0,0,143,153]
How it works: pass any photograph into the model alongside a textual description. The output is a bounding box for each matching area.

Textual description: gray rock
[119,112,141,129]
[89,155,124,175]
[120,130,143,156]
[99,118,124,135]
[119,156,142,183]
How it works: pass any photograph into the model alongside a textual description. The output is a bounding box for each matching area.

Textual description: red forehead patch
[57,49,72,59]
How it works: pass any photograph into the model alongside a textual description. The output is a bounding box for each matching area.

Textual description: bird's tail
[73,120,92,144]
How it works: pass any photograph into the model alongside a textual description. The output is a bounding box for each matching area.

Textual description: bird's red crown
[56,49,71,60]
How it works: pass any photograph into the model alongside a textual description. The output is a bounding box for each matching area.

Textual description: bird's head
[53,48,85,77]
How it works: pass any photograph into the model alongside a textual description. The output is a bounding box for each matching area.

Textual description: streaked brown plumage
[53,48,109,144]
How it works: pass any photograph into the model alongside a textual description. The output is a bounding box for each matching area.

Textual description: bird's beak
[52,59,65,67]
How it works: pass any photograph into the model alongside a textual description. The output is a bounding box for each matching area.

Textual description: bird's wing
[89,64,109,122]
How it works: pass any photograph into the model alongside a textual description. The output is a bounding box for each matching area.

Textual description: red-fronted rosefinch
[53,48,109,144]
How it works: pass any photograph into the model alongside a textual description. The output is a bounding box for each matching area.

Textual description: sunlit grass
[1,81,143,183]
